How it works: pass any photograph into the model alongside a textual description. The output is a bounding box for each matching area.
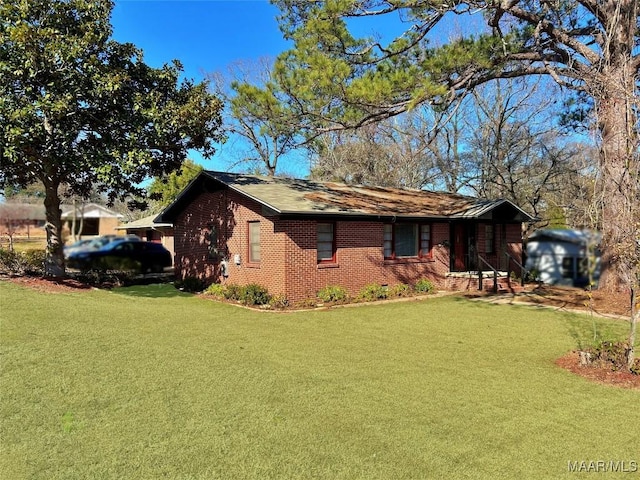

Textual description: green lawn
[1,281,638,479]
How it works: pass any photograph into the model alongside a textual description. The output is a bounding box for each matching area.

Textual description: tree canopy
[148,159,203,207]
[0,0,224,275]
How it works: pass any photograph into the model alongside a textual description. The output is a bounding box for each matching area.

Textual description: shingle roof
[115,214,172,230]
[158,171,534,223]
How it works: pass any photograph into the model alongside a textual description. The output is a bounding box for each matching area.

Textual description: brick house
[157,171,533,302]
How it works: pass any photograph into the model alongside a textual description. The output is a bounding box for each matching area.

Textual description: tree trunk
[43,180,65,277]
[595,64,638,293]
[630,288,638,369]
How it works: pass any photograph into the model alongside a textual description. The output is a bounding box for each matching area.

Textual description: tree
[312,78,591,226]
[148,159,203,207]
[310,119,434,188]
[266,0,638,283]
[209,59,302,176]
[462,80,590,229]
[260,0,638,366]
[0,0,223,276]
[311,106,463,190]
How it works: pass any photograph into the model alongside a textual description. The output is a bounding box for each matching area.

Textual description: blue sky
[109,1,486,177]
[111,1,288,83]
[111,0,305,175]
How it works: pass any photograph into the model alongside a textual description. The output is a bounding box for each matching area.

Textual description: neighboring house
[525,229,601,288]
[61,203,123,238]
[157,171,533,303]
[0,203,47,239]
[115,214,175,263]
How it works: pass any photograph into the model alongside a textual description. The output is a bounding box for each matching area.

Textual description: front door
[452,223,467,271]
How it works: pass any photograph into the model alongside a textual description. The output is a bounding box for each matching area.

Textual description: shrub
[357,283,388,302]
[317,285,348,303]
[21,250,46,275]
[295,297,320,310]
[204,283,226,299]
[0,248,21,274]
[268,294,290,309]
[585,341,633,372]
[0,248,46,276]
[223,284,245,301]
[241,283,271,306]
[390,283,412,298]
[175,276,206,293]
[414,278,435,294]
[73,270,136,288]
[92,256,140,273]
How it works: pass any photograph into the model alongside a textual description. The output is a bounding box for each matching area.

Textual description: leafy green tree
[0,0,223,276]
[148,159,203,206]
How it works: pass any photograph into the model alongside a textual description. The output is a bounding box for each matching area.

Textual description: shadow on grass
[112,283,194,299]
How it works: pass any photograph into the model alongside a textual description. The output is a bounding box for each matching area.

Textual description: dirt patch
[466,284,633,318]
[519,285,633,318]
[555,351,640,390]
[4,275,93,293]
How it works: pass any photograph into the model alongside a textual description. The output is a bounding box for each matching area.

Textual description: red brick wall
[174,190,287,295]
[174,192,525,303]
[273,220,456,302]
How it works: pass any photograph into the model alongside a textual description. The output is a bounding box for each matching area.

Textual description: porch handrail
[477,254,500,293]
[504,251,528,287]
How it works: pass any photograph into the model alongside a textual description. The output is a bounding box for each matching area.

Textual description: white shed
[525,229,601,288]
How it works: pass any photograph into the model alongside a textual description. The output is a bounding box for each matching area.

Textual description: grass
[1,281,638,479]
[1,237,47,252]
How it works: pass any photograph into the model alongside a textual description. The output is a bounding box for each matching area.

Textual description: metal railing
[504,251,529,287]
[477,254,500,293]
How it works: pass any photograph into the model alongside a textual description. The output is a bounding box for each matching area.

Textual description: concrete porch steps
[446,271,525,293]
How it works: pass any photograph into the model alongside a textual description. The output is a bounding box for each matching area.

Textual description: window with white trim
[384,223,432,259]
[317,222,335,263]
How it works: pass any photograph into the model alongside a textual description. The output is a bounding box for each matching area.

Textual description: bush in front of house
[241,283,272,306]
[204,283,226,299]
[317,285,349,303]
[356,283,389,302]
[414,278,435,294]
[217,283,272,306]
[268,294,290,309]
[222,283,244,301]
[390,283,412,298]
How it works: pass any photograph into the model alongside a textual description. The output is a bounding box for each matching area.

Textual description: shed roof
[527,229,601,245]
[157,171,534,223]
[115,214,172,231]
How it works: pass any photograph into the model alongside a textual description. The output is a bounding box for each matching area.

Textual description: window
[248,221,260,263]
[317,222,335,263]
[485,225,495,254]
[384,223,431,259]
[208,225,220,260]
[420,224,431,257]
[562,257,574,279]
